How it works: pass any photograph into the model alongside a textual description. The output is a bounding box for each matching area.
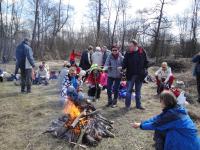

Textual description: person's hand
[117,66,122,71]
[132,122,141,128]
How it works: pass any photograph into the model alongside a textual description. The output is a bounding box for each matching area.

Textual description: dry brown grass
[0,61,199,150]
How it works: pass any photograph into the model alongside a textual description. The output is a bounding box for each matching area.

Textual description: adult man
[104,45,123,107]
[155,62,174,94]
[122,39,149,110]
[192,52,200,103]
[102,46,111,66]
[15,38,35,93]
[79,45,93,70]
[91,46,103,66]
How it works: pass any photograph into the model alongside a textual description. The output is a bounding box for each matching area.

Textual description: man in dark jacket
[122,39,148,110]
[79,45,93,70]
[192,52,200,103]
[15,38,35,93]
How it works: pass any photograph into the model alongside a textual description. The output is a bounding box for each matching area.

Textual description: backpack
[195,62,200,75]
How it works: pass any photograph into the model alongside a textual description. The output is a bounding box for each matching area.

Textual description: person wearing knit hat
[86,64,102,101]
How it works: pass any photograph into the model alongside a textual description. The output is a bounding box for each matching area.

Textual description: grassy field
[0,61,200,150]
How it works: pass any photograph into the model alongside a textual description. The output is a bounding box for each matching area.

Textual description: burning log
[46,99,115,148]
[71,110,86,128]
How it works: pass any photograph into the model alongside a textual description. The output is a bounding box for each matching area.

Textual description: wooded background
[0,0,199,61]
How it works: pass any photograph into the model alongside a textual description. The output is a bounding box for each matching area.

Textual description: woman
[104,45,123,108]
[132,90,200,150]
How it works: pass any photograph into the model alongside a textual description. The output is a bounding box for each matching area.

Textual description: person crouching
[155,62,174,94]
[86,64,102,101]
[132,90,200,150]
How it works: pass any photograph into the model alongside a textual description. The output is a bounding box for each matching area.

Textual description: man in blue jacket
[192,52,200,103]
[122,39,148,110]
[15,38,35,93]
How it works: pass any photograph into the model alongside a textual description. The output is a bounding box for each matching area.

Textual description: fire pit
[45,97,114,148]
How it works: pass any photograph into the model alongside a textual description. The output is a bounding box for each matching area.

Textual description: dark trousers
[20,68,32,92]
[197,75,200,99]
[88,85,101,99]
[107,77,121,105]
[153,131,166,150]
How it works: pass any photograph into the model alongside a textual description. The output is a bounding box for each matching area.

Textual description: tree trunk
[153,0,165,62]
[96,0,101,46]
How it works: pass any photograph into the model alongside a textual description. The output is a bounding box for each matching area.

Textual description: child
[60,67,80,105]
[86,64,102,101]
[35,65,49,85]
[100,71,108,91]
[132,90,200,150]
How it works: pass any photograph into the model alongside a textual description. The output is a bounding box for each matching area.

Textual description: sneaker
[136,106,145,110]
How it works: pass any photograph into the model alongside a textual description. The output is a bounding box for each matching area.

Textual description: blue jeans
[125,75,143,108]
[107,77,121,104]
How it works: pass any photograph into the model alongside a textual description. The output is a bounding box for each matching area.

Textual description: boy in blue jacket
[132,90,200,150]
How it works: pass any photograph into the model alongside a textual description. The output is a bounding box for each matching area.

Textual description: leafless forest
[0,0,199,61]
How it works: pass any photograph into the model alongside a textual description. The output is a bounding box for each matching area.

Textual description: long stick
[70,141,87,149]
[73,128,87,149]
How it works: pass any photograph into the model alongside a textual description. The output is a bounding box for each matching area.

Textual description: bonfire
[45,89,114,149]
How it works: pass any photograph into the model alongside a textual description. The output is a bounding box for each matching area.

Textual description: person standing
[69,49,81,65]
[192,51,200,103]
[79,45,93,70]
[91,46,103,67]
[15,38,35,93]
[104,45,123,107]
[122,39,149,110]
[102,46,111,66]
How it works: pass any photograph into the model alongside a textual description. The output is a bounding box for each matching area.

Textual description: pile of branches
[44,102,114,148]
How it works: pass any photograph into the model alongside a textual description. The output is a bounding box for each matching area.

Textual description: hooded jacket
[140,105,200,150]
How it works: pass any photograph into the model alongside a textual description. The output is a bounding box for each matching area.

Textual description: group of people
[14,37,200,150]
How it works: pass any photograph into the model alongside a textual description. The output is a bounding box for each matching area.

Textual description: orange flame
[63,99,81,119]
[63,98,87,135]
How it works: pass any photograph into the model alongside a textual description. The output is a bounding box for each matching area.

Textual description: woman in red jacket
[69,49,81,65]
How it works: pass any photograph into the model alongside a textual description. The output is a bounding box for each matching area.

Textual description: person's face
[111,48,118,55]
[70,70,76,76]
[129,42,135,49]
[101,47,106,52]
[162,64,167,71]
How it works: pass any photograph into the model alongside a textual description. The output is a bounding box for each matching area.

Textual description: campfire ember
[45,98,114,148]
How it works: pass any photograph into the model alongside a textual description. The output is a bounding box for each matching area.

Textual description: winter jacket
[58,67,69,91]
[140,105,200,150]
[79,50,92,70]
[36,68,49,79]
[69,51,81,61]
[104,53,124,79]
[192,54,200,76]
[15,40,35,69]
[61,74,79,98]
[122,47,148,81]
[155,67,173,83]
[91,50,103,66]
